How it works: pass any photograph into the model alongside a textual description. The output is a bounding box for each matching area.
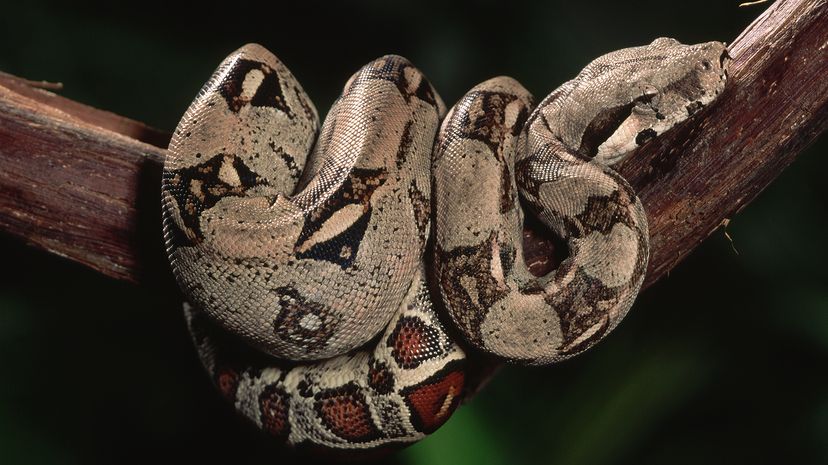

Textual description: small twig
[0,71,65,91]
[720,219,740,255]
[740,0,770,7]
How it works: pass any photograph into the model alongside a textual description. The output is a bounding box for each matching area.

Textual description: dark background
[1,1,826,464]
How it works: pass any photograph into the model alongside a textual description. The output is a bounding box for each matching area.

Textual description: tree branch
[0,0,825,287]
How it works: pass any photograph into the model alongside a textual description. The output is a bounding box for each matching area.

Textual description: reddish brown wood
[0,0,825,286]
[0,78,168,282]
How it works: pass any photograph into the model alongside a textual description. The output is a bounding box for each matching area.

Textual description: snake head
[565,38,731,164]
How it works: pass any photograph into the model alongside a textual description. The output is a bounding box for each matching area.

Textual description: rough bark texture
[0,0,825,287]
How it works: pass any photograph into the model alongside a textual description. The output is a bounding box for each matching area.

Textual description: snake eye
[701,60,712,70]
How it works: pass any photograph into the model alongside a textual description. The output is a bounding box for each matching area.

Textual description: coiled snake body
[162,39,729,451]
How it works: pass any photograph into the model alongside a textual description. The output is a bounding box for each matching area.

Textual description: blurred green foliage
[0,1,825,464]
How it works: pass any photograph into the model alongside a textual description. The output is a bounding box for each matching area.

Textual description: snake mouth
[719,48,733,79]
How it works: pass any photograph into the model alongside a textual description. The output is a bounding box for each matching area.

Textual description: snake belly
[163,45,465,450]
[434,38,729,365]
[163,38,730,451]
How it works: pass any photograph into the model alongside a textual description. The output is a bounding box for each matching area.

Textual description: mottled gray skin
[164,39,730,451]
[435,38,729,365]
[163,45,442,361]
[164,45,466,451]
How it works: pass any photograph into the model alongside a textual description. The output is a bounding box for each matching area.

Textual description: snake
[161,38,729,452]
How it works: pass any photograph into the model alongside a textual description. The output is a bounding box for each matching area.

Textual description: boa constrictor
[162,39,729,452]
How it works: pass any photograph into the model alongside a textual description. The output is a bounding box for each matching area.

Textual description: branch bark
[0,0,826,287]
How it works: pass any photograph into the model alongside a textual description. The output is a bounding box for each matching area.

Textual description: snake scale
[162,38,729,452]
